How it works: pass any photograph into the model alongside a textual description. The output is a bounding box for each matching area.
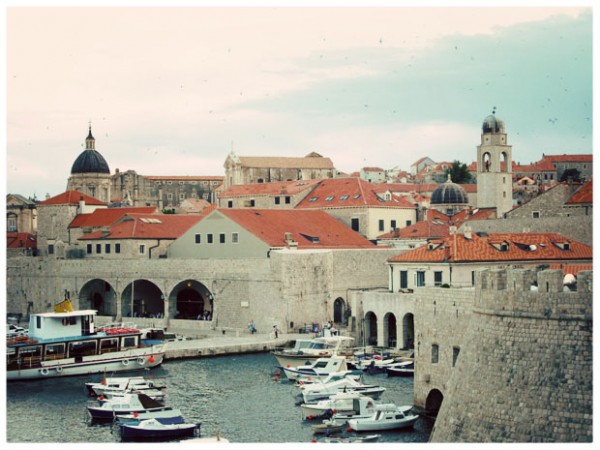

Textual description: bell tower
[476,109,513,217]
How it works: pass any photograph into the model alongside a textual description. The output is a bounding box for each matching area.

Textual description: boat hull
[120,423,200,441]
[348,415,418,431]
[6,349,165,381]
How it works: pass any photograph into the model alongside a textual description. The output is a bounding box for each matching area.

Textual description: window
[275,197,281,205]
[340,195,349,201]
[220,233,226,244]
[139,244,146,255]
[285,196,291,204]
[434,271,443,286]
[179,181,185,185]
[406,220,412,227]
[115,244,121,254]
[7,217,16,232]
[96,244,102,254]
[195,234,201,244]
[325,196,335,202]
[400,271,408,289]
[452,346,460,367]
[378,220,384,232]
[232,232,239,244]
[207,234,213,244]
[471,271,476,286]
[179,193,186,200]
[431,344,439,364]
[105,244,111,254]
[532,211,540,219]
[391,220,397,230]
[227,200,233,208]
[351,218,359,232]
[48,244,54,255]
[167,193,173,200]
[416,271,425,287]
[308,197,318,203]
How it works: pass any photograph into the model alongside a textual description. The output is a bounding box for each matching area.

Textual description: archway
[501,151,509,172]
[425,389,444,415]
[482,152,491,172]
[122,280,164,318]
[384,312,397,348]
[402,313,414,350]
[333,297,345,324]
[78,279,116,316]
[364,311,378,346]
[169,280,213,320]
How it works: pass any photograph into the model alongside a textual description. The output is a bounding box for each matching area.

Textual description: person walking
[272,325,279,339]
[249,320,256,334]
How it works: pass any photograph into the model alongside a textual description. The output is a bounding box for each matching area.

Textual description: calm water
[6,353,433,443]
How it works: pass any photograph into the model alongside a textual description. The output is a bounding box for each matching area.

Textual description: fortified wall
[430,268,593,443]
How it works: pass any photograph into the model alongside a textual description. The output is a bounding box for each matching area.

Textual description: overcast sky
[5,3,593,199]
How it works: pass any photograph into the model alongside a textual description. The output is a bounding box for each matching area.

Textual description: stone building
[223,151,335,189]
[428,174,470,216]
[6,194,37,235]
[217,179,320,209]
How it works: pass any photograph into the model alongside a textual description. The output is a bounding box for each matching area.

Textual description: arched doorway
[78,279,116,316]
[169,280,213,321]
[425,389,444,415]
[402,313,414,350]
[384,313,397,348]
[364,311,377,346]
[333,298,345,324]
[122,280,164,318]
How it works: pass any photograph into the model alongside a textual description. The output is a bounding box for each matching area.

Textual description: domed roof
[431,175,468,205]
[482,113,505,134]
[70,126,110,174]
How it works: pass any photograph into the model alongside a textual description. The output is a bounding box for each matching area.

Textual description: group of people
[247,320,282,339]
[196,311,212,321]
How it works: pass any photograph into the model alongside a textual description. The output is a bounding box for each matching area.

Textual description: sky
[4,2,594,200]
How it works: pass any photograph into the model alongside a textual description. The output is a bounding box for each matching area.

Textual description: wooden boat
[119,417,200,441]
[347,404,418,431]
[6,300,165,381]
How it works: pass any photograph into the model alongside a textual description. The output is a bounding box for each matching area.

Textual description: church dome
[431,175,468,205]
[482,114,505,134]
[70,126,110,174]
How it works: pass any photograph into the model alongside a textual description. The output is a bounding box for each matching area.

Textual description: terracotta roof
[219,179,320,197]
[377,220,450,240]
[295,178,415,209]
[7,232,37,249]
[547,263,593,276]
[218,209,376,249]
[565,179,593,205]
[450,207,496,223]
[362,167,385,172]
[514,159,556,172]
[388,232,592,264]
[79,214,203,240]
[543,154,593,163]
[38,190,106,206]
[69,207,159,228]
[237,155,335,170]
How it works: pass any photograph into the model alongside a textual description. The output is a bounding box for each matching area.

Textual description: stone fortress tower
[66,124,112,202]
[476,109,513,217]
[430,268,593,443]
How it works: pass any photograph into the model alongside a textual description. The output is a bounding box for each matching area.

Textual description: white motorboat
[116,408,184,423]
[386,360,415,377]
[347,404,418,431]
[86,376,167,397]
[119,417,200,441]
[279,355,349,381]
[300,376,386,404]
[272,336,355,368]
[295,370,362,386]
[349,356,396,373]
[6,300,165,381]
[301,391,378,420]
[87,392,172,422]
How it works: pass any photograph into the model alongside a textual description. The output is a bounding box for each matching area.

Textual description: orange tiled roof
[38,190,106,206]
[219,179,320,197]
[543,154,593,163]
[565,179,593,205]
[7,232,37,249]
[295,178,415,209]
[69,207,159,228]
[219,209,376,249]
[377,220,450,240]
[79,213,203,240]
[547,263,593,276]
[388,232,592,264]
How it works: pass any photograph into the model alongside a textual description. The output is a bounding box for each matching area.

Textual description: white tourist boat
[272,336,355,368]
[301,391,380,421]
[85,376,167,397]
[278,355,350,381]
[299,376,386,404]
[347,404,418,431]
[6,300,166,381]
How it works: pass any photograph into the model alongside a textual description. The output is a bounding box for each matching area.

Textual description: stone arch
[425,388,444,414]
[364,311,378,346]
[500,151,509,172]
[482,152,491,172]
[402,313,415,350]
[333,297,345,324]
[78,279,117,316]
[169,279,213,320]
[122,279,164,319]
[383,312,397,348]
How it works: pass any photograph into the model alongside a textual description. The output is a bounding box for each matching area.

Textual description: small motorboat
[386,360,414,377]
[295,370,362,386]
[115,408,184,423]
[119,417,200,441]
[321,433,381,443]
[347,404,418,432]
[301,391,379,421]
[300,377,386,404]
[311,418,345,435]
[86,376,167,397]
[278,355,349,382]
[87,393,172,422]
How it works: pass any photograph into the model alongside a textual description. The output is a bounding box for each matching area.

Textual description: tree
[559,168,581,183]
[446,160,473,184]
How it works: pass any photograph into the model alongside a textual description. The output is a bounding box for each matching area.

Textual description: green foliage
[446,160,473,184]
[560,168,582,183]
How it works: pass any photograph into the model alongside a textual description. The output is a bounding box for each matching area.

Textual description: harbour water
[6,352,434,443]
